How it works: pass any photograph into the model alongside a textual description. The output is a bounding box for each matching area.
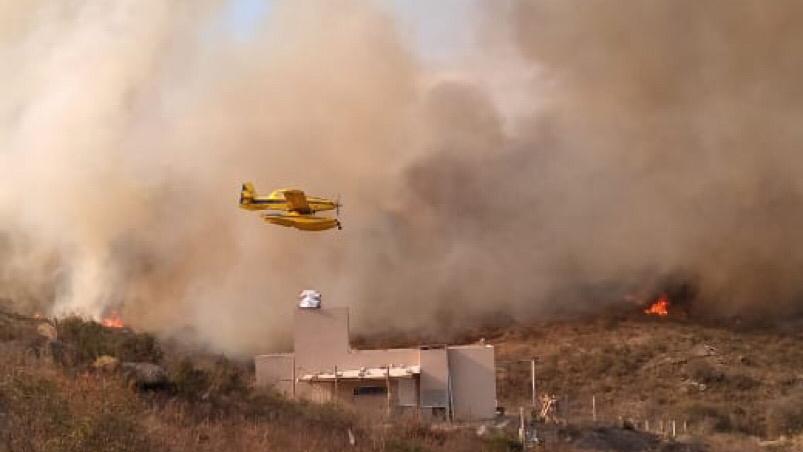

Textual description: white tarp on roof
[300,365,420,381]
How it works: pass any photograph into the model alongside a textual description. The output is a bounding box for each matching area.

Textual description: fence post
[292,356,296,400]
[385,365,391,416]
[519,406,526,448]
[531,359,537,409]
[334,365,338,404]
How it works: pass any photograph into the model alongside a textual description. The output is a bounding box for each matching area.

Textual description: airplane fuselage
[240,196,338,214]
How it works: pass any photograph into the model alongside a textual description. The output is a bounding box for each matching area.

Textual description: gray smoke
[1,1,802,354]
[349,0,803,332]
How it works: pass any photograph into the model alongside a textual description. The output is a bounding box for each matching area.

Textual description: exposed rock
[93,355,120,372]
[690,344,717,357]
[121,362,168,389]
[36,322,57,341]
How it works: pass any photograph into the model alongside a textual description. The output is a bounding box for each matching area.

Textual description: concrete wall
[448,345,497,420]
[419,347,449,408]
[296,379,408,411]
[296,381,333,404]
[293,307,420,372]
[342,349,419,369]
[293,307,351,374]
[397,377,418,407]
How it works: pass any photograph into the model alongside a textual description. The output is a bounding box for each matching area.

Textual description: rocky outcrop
[121,362,168,389]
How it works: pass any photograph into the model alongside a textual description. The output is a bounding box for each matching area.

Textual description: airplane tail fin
[240,182,256,206]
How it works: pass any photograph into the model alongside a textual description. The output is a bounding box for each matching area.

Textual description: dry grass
[3,310,802,451]
[0,315,515,452]
[488,315,803,445]
[350,312,803,451]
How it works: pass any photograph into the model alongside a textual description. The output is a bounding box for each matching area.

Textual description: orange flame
[644,294,670,317]
[101,312,125,328]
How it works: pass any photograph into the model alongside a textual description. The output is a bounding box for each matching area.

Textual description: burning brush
[101,311,126,329]
[643,294,671,317]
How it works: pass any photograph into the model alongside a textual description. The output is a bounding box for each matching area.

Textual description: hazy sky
[223,0,483,65]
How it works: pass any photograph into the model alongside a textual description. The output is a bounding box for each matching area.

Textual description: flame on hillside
[644,294,670,317]
[101,311,125,329]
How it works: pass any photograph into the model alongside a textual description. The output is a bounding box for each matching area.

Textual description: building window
[431,407,447,420]
[353,386,387,396]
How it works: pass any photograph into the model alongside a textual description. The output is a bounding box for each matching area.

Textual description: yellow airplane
[239,182,342,231]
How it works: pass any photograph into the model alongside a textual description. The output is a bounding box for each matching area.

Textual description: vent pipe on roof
[298,289,321,308]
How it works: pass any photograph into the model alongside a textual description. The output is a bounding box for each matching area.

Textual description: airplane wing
[282,189,311,213]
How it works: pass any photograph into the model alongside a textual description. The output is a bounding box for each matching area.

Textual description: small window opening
[353,386,388,396]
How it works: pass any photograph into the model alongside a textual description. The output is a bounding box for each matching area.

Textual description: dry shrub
[675,400,770,437]
[56,316,162,366]
[685,360,724,385]
[171,358,210,401]
[0,369,156,452]
[482,432,524,452]
[679,402,732,434]
[722,372,759,392]
[766,392,803,438]
[0,317,26,341]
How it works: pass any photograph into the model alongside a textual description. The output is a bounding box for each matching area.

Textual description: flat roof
[300,365,420,381]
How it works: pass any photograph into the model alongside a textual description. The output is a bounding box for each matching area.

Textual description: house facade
[255,302,497,421]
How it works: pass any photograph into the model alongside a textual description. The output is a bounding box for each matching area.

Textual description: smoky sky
[1,1,802,355]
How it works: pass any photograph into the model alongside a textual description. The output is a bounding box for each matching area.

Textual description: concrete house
[255,297,497,421]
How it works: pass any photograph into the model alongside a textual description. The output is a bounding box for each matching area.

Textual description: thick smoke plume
[350,0,803,330]
[0,0,419,353]
[1,1,802,354]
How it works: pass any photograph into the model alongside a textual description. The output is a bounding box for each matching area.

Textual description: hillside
[1,304,801,452]
[491,315,803,451]
[355,311,803,451]
[0,306,510,452]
